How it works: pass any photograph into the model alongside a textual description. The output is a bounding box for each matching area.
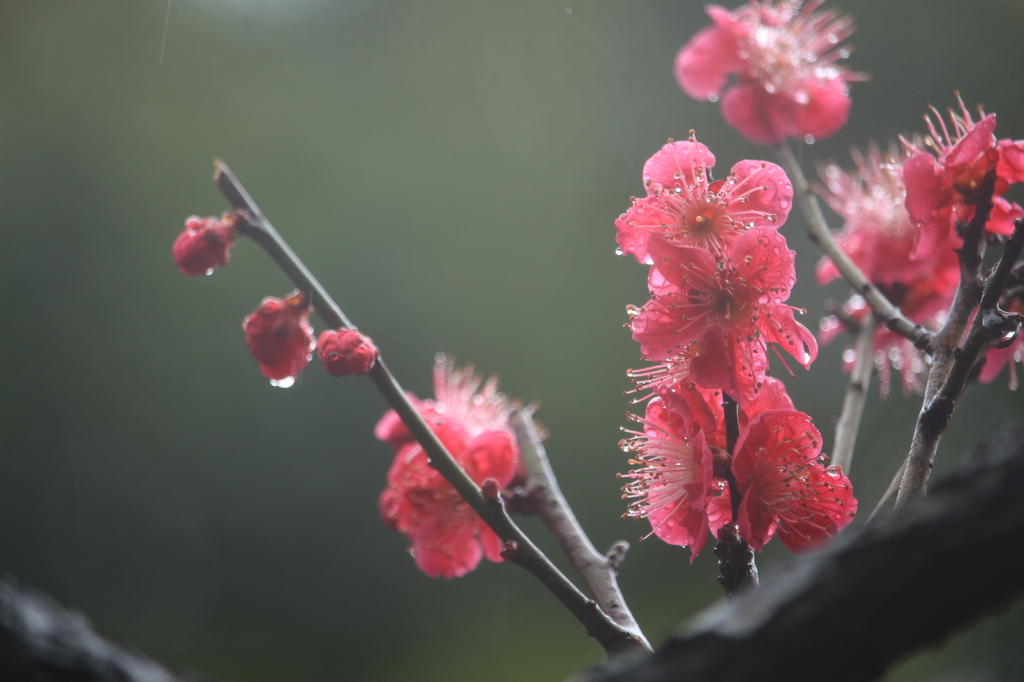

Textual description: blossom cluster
[816,98,1024,394]
[616,134,855,557]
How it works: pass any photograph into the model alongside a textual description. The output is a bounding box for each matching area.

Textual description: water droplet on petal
[270,376,296,389]
[804,135,816,145]
[707,93,719,103]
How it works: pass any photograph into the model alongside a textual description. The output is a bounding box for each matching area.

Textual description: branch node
[481,477,502,501]
[605,541,630,572]
[500,541,521,561]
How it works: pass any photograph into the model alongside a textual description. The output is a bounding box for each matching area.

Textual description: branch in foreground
[0,579,197,682]
[830,313,876,473]
[510,411,650,649]
[897,215,1023,505]
[212,160,648,655]
[573,423,1024,682]
[774,142,933,353]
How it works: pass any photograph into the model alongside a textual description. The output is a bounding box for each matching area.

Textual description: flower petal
[673,24,743,100]
[727,159,794,228]
[720,82,787,146]
[643,140,717,191]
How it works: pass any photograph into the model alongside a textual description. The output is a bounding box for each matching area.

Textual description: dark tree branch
[896,192,1017,506]
[714,393,757,600]
[572,424,1024,682]
[712,525,758,601]
[0,579,198,682]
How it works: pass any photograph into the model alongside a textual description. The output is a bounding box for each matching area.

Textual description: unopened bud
[317,328,378,376]
[480,477,502,501]
[243,290,316,385]
[173,212,240,276]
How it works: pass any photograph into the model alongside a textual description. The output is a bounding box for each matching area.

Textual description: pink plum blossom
[675,1,862,145]
[376,358,522,579]
[903,95,1024,261]
[375,355,519,452]
[380,424,517,579]
[814,144,950,288]
[731,410,856,551]
[615,136,793,263]
[814,144,964,397]
[630,229,817,403]
[620,391,716,560]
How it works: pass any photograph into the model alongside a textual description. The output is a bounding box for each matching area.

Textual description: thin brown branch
[510,411,650,650]
[896,207,1022,506]
[830,314,877,473]
[212,160,649,655]
[774,142,934,353]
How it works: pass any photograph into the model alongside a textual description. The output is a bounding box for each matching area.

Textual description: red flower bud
[173,213,240,276]
[243,291,316,387]
[317,328,378,376]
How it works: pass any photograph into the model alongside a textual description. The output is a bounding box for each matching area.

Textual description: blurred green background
[2,1,1024,680]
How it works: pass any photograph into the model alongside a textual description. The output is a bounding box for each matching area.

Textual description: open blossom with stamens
[615,136,793,263]
[675,1,863,145]
[380,422,517,579]
[819,248,956,399]
[630,229,817,403]
[375,354,520,451]
[619,391,715,560]
[814,144,956,288]
[731,409,856,551]
[813,143,964,397]
[376,357,523,578]
[903,95,1024,261]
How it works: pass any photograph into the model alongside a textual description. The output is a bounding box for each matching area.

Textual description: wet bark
[574,424,1024,682]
